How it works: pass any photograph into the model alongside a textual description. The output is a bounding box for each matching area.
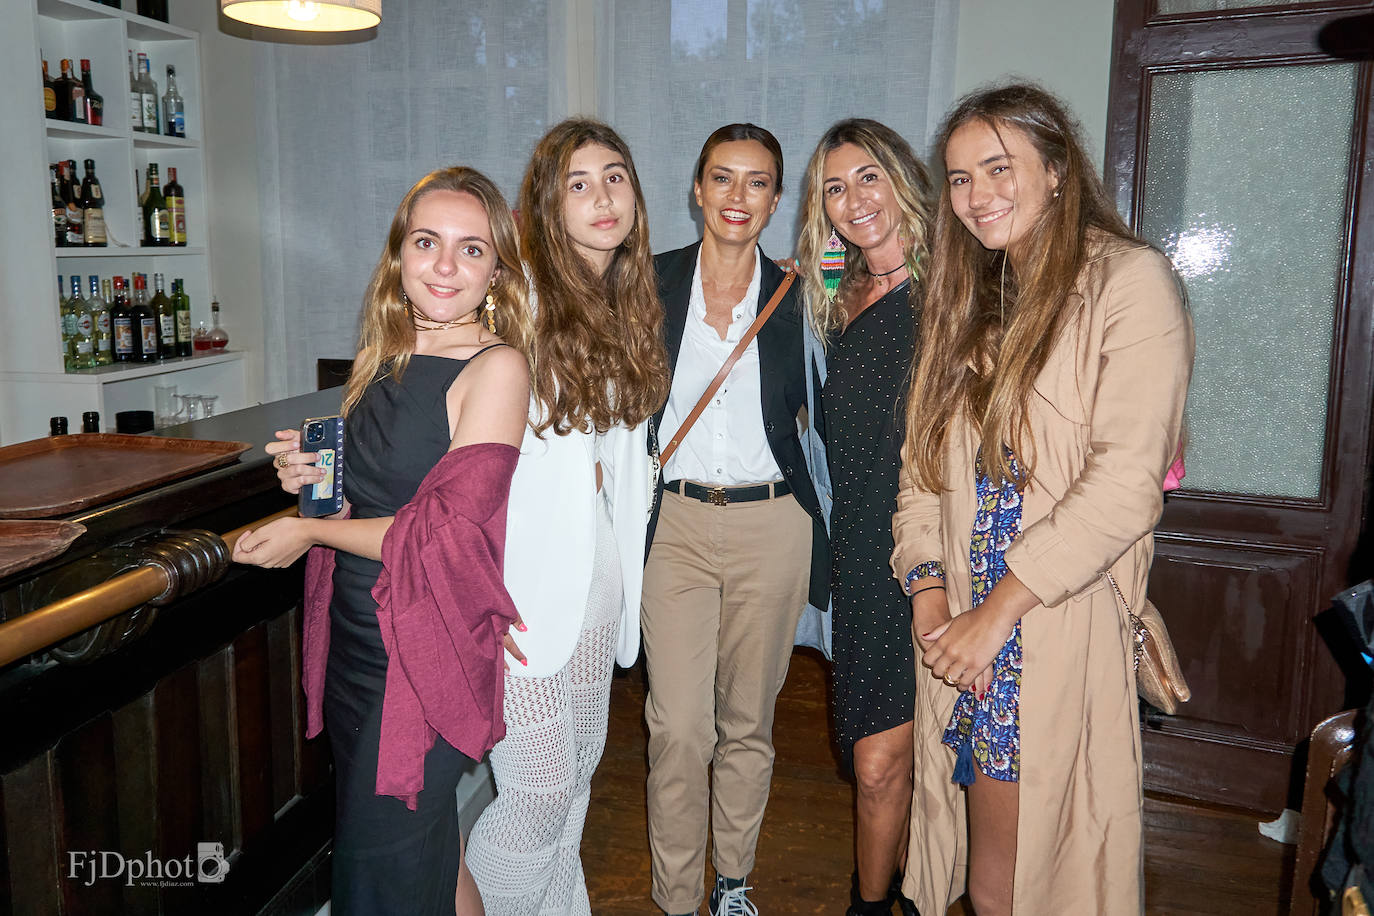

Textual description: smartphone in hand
[298,416,345,518]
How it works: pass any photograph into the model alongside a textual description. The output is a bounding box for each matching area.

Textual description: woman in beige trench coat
[891,84,1193,915]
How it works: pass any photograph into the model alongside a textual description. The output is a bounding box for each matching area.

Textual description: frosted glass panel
[1139,64,1356,499]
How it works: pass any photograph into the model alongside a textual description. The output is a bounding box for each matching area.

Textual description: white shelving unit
[0,0,245,443]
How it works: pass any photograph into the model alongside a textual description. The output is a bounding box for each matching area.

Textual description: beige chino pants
[641,487,812,913]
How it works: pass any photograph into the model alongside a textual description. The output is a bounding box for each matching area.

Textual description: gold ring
[942,674,958,687]
[277,453,289,469]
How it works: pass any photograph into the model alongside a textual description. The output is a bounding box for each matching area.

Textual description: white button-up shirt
[660,248,782,486]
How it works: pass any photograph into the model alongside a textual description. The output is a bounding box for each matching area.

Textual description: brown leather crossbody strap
[660,270,796,467]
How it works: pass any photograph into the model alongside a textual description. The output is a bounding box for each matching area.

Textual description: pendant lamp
[220,0,380,32]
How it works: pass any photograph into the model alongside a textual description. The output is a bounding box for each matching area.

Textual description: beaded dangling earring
[822,227,845,303]
[484,287,497,333]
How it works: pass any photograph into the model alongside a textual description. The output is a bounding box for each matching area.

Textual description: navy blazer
[649,241,830,610]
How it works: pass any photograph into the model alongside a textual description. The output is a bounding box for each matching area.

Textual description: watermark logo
[66,843,230,888]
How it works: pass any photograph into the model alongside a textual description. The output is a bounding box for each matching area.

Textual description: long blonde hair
[904,83,1137,490]
[797,118,933,341]
[518,119,670,435]
[342,167,533,417]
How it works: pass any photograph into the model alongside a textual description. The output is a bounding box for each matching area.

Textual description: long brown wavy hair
[518,119,670,435]
[904,83,1137,490]
[342,167,532,417]
[797,118,933,341]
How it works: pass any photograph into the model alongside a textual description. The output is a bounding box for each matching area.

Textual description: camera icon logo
[196,842,229,884]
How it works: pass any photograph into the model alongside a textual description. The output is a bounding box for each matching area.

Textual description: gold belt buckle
[707,487,729,506]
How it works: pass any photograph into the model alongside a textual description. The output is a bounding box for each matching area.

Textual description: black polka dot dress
[823,280,919,771]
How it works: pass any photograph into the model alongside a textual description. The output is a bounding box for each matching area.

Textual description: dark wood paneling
[56,717,121,916]
[197,648,240,857]
[234,626,275,843]
[266,611,300,814]
[111,694,159,916]
[1,755,61,916]
[1150,539,1321,742]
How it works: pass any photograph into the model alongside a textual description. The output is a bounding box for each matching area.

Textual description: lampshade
[220,0,380,32]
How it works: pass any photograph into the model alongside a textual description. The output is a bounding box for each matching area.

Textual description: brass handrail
[0,507,297,669]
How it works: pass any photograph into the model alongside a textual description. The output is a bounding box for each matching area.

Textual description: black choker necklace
[870,262,906,278]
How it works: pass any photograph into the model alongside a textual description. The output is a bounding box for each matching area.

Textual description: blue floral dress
[941,454,1024,785]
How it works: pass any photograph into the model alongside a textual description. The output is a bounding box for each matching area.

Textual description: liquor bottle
[69,276,96,369]
[172,278,192,356]
[90,275,113,365]
[143,164,170,246]
[53,59,72,121]
[50,164,67,247]
[137,53,159,136]
[128,51,144,132]
[81,60,103,126]
[151,273,176,359]
[162,65,184,137]
[62,161,84,246]
[111,276,134,362]
[164,167,186,246]
[209,298,229,350]
[137,167,149,210]
[131,274,158,362]
[80,159,107,247]
[62,60,86,124]
[58,275,73,369]
[43,60,56,119]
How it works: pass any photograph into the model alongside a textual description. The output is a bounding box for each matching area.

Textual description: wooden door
[1106,0,1374,812]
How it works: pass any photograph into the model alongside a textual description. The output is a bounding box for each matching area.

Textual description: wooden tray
[0,520,86,577]
[0,434,253,519]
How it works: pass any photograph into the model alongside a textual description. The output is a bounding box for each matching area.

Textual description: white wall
[951,0,1116,169]
[178,4,266,406]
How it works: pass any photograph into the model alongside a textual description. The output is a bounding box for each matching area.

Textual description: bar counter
[0,389,343,916]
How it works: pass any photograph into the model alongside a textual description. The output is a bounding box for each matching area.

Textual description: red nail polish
[519,658,528,666]
[921,631,934,640]
[516,622,528,632]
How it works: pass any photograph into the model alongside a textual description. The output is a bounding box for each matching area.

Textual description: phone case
[298,415,344,518]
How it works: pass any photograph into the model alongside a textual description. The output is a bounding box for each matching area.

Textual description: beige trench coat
[891,239,1194,915]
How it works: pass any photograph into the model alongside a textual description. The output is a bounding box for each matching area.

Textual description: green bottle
[172,278,192,357]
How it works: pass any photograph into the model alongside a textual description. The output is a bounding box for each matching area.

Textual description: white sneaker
[709,877,758,916]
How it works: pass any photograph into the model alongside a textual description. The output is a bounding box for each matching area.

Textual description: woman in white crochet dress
[464,118,671,915]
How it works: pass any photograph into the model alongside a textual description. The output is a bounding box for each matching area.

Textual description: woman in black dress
[233,167,533,916]
[797,120,933,916]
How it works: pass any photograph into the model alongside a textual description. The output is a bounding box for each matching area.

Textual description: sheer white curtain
[252,0,957,398]
[597,0,959,256]
[254,0,561,400]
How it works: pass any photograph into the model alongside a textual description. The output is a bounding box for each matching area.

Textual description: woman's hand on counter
[232,516,318,568]
[266,429,325,495]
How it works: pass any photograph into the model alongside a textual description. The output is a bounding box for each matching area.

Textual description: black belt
[665,479,790,506]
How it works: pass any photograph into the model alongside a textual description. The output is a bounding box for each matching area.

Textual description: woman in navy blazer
[641,123,829,916]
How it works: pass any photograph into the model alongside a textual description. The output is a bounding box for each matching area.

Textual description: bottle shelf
[35,0,114,23]
[46,121,125,141]
[55,246,206,258]
[132,133,195,150]
[65,349,241,383]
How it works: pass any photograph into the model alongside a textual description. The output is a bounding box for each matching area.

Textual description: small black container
[115,410,154,434]
[49,416,68,436]
[81,411,101,433]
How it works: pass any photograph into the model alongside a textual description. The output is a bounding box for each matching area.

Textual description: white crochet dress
[467,490,622,914]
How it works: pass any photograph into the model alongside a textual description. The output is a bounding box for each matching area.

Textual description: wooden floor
[583,649,1296,915]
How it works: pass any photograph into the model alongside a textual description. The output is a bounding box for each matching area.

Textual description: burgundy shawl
[302,441,519,809]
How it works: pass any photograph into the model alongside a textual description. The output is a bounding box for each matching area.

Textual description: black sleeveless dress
[824,282,918,769]
[325,353,488,915]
